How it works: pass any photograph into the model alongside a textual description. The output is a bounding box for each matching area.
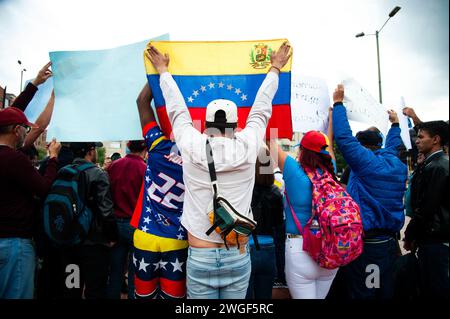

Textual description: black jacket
[405,150,449,243]
[73,158,118,245]
[251,184,284,236]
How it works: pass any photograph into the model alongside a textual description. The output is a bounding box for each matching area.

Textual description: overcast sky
[0,0,448,121]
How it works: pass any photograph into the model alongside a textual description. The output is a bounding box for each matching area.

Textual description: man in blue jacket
[332,84,407,299]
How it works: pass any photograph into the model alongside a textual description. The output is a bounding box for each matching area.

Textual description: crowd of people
[0,42,448,300]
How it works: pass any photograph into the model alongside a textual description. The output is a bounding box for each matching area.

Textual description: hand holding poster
[144,39,293,139]
[290,75,330,133]
[342,77,389,135]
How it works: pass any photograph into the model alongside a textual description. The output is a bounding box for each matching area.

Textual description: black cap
[356,130,383,147]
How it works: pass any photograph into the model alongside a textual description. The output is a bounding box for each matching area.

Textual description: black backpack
[43,163,95,246]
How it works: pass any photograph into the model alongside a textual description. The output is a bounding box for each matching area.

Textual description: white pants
[285,237,338,299]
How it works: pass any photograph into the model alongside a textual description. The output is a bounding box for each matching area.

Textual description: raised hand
[146,44,170,74]
[270,41,292,71]
[333,84,344,104]
[402,107,417,118]
[32,62,53,86]
[387,109,399,124]
[48,138,61,158]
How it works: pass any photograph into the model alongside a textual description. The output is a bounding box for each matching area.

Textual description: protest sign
[23,78,53,122]
[342,77,389,135]
[47,34,169,142]
[398,96,413,149]
[290,75,330,133]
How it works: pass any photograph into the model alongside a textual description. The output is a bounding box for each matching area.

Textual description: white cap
[205,99,238,125]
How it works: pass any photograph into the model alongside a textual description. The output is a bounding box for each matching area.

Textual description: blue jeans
[186,245,251,299]
[342,237,398,299]
[417,242,449,298]
[246,241,276,299]
[0,238,36,299]
[107,219,135,299]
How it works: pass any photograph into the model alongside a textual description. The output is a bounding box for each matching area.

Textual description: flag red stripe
[156,104,292,139]
[160,277,186,298]
[134,277,158,297]
[130,180,145,229]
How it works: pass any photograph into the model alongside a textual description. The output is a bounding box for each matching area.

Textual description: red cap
[300,130,330,154]
[0,107,38,128]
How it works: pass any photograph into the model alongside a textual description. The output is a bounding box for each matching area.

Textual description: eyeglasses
[15,124,31,134]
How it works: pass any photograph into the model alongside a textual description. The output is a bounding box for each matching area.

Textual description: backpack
[286,168,364,269]
[43,163,95,246]
[204,139,259,250]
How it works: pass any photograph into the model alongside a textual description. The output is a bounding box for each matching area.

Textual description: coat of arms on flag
[144,39,293,139]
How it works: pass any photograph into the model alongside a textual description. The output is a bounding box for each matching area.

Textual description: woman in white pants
[270,111,338,299]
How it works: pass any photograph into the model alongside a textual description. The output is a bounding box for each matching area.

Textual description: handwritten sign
[290,75,330,133]
[342,77,389,135]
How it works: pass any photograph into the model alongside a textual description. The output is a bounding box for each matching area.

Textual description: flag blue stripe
[147,73,291,108]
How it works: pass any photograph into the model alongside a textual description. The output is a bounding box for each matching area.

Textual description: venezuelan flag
[144,39,292,139]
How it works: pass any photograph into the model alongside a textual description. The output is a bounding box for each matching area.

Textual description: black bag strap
[205,139,218,198]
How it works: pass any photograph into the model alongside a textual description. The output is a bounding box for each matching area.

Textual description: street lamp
[18,60,27,92]
[355,6,401,104]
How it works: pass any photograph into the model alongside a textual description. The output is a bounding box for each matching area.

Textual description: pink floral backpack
[286,168,364,269]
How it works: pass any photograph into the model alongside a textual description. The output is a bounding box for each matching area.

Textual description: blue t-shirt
[283,156,312,234]
[283,155,336,235]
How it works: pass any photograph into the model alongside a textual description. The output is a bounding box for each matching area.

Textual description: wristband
[270,66,281,73]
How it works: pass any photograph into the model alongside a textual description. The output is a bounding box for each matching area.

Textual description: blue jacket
[333,102,407,233]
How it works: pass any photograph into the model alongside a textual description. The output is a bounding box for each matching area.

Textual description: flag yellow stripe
[149,136,167,151]
[144,39,292,76]
[134,230,188,252]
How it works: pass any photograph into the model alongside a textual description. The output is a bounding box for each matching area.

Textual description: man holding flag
[145,41,291,299]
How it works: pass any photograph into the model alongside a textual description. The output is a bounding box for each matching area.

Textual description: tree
[97,147,105,167]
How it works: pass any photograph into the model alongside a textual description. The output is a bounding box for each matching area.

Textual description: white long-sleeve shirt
[159,71,279,243]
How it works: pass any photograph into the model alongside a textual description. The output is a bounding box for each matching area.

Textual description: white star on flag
[200,85,206,92]
[171,258,184,272]
[139,258,150,272]
[141,225,149,232]
[208,82,215,89]
[176,233,184,240]
[159,260,168,270]
[192,90,199,97]
[218,82,224,88]
[235,88,241,95]
[153,261,160,270]
[178,226,184,232]
[133,254,138,267]
[187,96,194,103]
[241,94,247,101]
[145,176,150,183]
[146,207,151,213]
[143,216,150,224]
[227,84,233,90]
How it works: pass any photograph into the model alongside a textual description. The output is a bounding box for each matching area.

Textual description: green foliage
[97,147,105,166]
[37,147,47,161]
[333,141,347,175]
